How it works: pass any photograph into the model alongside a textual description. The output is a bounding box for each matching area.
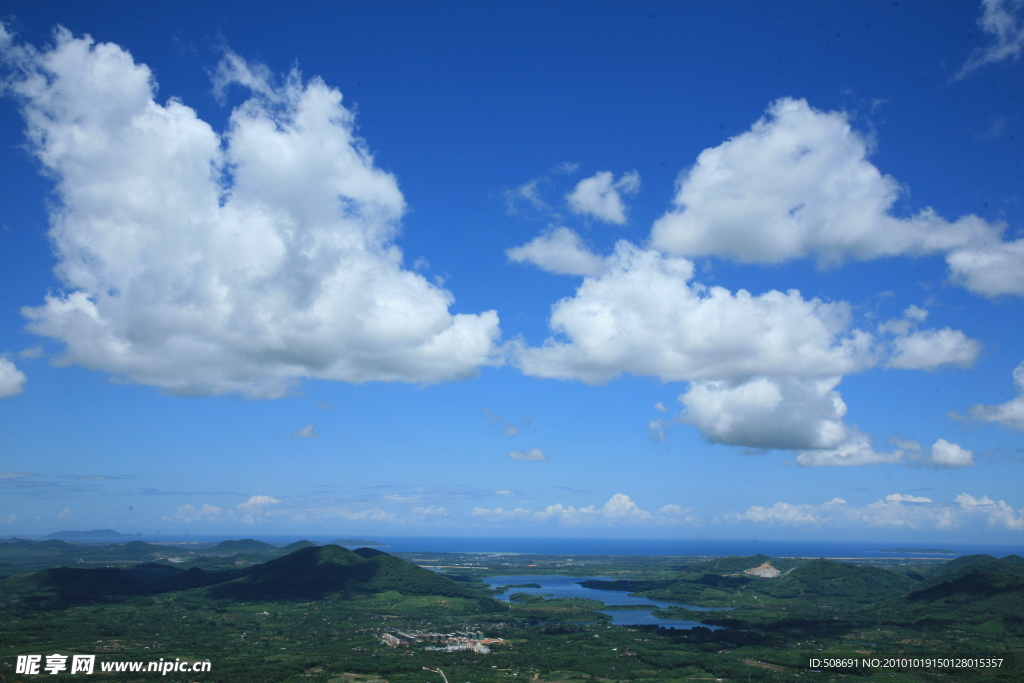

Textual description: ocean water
[128,534,1023,558]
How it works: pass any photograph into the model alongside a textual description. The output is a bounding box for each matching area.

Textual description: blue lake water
[483,574,729,630]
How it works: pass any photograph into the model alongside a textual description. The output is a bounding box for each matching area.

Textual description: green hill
[691,554,775,574]
[907,555,1024,602]
[280,540,318,553]
[919,553,998,585]
[46,529,141,539]
[208,545,493,602]
[20,566,150,600]
[760,559,919,604]
[859,555,1024,636]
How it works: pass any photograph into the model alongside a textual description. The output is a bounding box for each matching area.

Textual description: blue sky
[1,1,1023,543]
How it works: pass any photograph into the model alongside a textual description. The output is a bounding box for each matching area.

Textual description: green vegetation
[1,543,1021,683]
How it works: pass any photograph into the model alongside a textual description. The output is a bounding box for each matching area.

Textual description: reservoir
[483,574,729,629]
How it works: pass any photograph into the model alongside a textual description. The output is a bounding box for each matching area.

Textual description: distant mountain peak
[46,529,141,539]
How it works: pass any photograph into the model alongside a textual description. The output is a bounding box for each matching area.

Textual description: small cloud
[554,161,580,174]
[57,507,72,519]
[964,360,1024,431]
[413,256,430,271]
[0,357,27,399]
[506,226,606,276]
[291,423,320,439]
[505,177,550,214]
[19,346,44,359]
[495,489,516,497]
[648,418,667,443]
[922,439,975,469]
[566,170,641,225]
[508,448,547,461]
[954,0,1024,80]
[983,115,1010,139]
[482,407,529,437]
[315,400,338,411]
[885,493,933,503]
[653,402,668,413]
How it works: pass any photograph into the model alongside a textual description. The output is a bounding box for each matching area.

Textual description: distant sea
[113,535,1023,558]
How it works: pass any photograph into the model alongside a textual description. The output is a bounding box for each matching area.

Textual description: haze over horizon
[1,2,1023,545]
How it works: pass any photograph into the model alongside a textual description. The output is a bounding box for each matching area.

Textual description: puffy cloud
[472,493,665,526]
[515,241,873,384]
[924,439,975,469]
[681,376,849,450]
[168,495,286,524]
[650,99,1017,296]
[170,503,227,522]
[966,360,1024,431]
[727,492,1024,530]
[795,430,901,467]
[877,306,981,370]
[235,494,282,524]
[506,227,605,276]
[955,0,1024,79]
[0,357,26,398]
[884,493,933,503]
[888,437,975,469]
[946,239,1024,297]
[508,448,547,461]
[2,28,500,398]
[886,328,981,370]
[955,493,1024,530]
[727,501,822,525]
[566,171,641,225]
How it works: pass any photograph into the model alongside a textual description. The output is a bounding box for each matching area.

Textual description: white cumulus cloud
[966,360,1024,431]
[472,493,671,526]
[886,328,982,370]
[795,430,901,467]
[566,171,641,225]
[2,27,500,398]
[727,492,1024,531]
[515,241,873,385]
[923,439,975,469]
[946,239,1024,297]
[506,227,605,276]
[650,98,1019,296]
[0,357,26,398]
[680,376,849,450]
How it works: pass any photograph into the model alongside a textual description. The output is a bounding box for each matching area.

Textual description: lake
[483,574,729,629]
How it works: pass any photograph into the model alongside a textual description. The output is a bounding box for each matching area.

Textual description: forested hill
[209,545,487,601]
[1,544,503,609]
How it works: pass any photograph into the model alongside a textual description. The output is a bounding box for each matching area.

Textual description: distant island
[881,547,957,555]
[330,538,386,547]
[46,529,143,540]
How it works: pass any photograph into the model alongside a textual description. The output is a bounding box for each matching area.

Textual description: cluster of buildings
[379,630,504,654]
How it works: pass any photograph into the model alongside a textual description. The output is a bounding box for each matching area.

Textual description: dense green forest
[1,539,1021,683]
